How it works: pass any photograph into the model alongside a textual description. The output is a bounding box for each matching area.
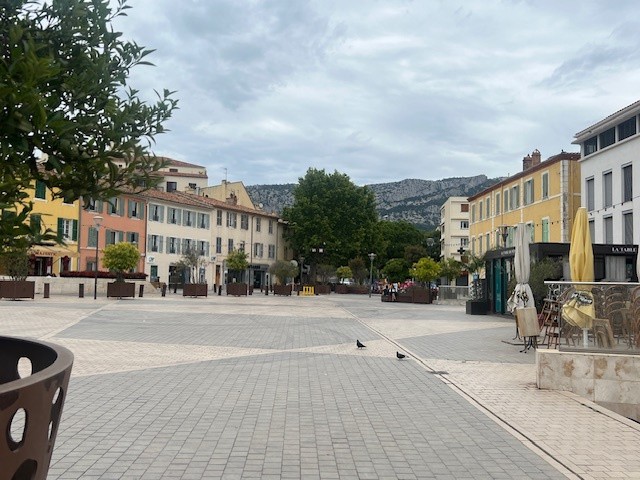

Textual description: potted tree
[103,242,140,298]
[314,264,335,295]
[178,247,208,297]
[335,266,353,294]
[226,249,249,296]
[464,254,489,314]
[347,257,369,294]
[268,260,298,296]
[409,257,441,304]
[0,247,35,299]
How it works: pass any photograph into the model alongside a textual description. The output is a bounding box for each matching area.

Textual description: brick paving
[1,293,639,479]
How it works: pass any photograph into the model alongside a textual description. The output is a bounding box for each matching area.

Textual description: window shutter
[72,219,78,241]
[139,202,145,220]
[147,234,152,250]
[118,198,125,216]
[128,200,133,218]
[159,205,164,222]
[96,200,103,213]
[117,231,124,243]
[158,236,164,252]
[57,218,64,241]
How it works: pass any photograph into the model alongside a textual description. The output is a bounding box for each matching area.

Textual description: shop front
[28,245,78,276]
[484,243,638,314]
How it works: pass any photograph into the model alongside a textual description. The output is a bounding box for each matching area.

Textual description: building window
[541,173,549,199]
[460,203,469,212]
[183,210,194,227]
[618,117,637,141]
[106,229,124,245]
[256,218,261,232]
[108,198,124,216]
[168,237,180,254]
[198,240,209,257]
[268,220,274,234]
[57,218,78,242]
[198,213,210,229]
[485,197,491,218]
[34,180,47,199]
[460,220,469,229]
[228,238,234,252]
[126,232,139,244]
[586,178,595,211]
[584,136,598,156]
[216,210,223,226]
[226,212,237,228]
[478,236,483,254]
[215,237,222,254]
[150,204,164,222]
[168,207,181,225]
[541,219,549,242]
[182,238,193,253]
[268,244,276,259]
[603,171,613,208]
[30,214,42,233]
[479,202,483,220]
[241,214,249,230]
[471,204,476,223]
[495,193,500,215]
[128,200,144,219]
[603,216,613,244]
[524,179,534,205]
[622,164,632,203]
[253,243,263,257]
[599,127,615,149]
[503,190,509,212]
[166,181,177,193]
[526,222,534,242]
[588,220,595,242]
[485,233,490,250]
[148,234,163,253]
[85,198,102,212]
[510,185,520,209]
[461,237,469,247]
[623,212,633,244]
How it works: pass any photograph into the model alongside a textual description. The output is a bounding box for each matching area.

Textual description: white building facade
[573,99,639,280]
[440,196,469,262]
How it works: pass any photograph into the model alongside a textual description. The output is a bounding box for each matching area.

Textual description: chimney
[522,153,532,171]
[531,149,541,166]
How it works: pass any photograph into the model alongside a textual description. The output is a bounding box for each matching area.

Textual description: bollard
[218,285,222,296]
[79,284,84,298]
[138,284,144,298]
[173,284,177,294]
[161,284,167,297]
[44,283,50,298]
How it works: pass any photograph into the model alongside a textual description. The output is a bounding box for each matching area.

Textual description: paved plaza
[2,292,640,479]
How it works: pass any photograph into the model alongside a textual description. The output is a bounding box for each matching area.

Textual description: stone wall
[537,349,639,422]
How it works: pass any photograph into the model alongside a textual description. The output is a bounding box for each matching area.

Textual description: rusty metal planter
[183,283,208,297]
[0,336,73,480]
[106,282,136,298]
[226,283,248,296]
[0,281,35,300]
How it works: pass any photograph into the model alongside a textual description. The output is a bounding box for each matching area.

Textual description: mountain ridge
[246,175,502,230]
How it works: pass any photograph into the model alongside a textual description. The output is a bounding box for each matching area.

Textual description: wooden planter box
[226,282,248,296]
[409,287,431,304]
[335,284,348,294]
[348,285,369,295]
[273,284,292,296]
[107,282,136,298]
[0,280,35,299]
[183,283,208,297]
[314,284,331,295]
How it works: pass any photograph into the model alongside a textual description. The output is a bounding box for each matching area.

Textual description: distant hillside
[247,175,502,230]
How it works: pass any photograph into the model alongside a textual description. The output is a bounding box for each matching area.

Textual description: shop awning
[28,245,79,258]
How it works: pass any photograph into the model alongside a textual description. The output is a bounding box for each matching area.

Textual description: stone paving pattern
[1,293,639,479]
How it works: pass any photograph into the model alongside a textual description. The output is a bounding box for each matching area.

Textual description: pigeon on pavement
[356,339,366,349]
[396,351,406,359]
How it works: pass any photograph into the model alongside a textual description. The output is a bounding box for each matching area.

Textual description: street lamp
[299,255,305,286]
[93,215,103,300]
[368,252,376,298]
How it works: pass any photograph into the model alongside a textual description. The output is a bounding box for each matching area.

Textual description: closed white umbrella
[507,223,535,312]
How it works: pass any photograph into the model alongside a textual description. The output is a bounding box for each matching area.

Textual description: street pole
[93,215,103,300]
[368,252,376,298]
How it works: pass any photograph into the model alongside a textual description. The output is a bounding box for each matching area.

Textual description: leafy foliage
[348,257,367,285]
[282,169,380,266]
[376,220,424,265]
[175,247,206,283]
[410,257,441,284]
[268,260,298,285]
[0,248,30,281]
[439,257,463,282]
[336,266,352,282]
[315,264,336,284]
[381,258,408,283]
[0,0,177,247]
[102,242,140,281]
[226,249,249,272]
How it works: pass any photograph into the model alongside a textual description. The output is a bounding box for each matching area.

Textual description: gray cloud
[115,0,640,186]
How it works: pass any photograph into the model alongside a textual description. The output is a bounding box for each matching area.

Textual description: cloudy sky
[116,0,640,187]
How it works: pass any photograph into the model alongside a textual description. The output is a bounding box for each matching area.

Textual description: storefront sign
[610,246,638,254]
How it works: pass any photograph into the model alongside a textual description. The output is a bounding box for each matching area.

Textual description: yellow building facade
[468,150,581,256]
[24,179,80,275]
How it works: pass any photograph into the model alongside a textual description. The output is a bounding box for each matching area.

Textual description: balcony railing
[544,281,640,354]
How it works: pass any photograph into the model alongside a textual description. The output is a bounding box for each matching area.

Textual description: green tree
[410,257,441,285]
[0,248,30,281]
[175,247,206,283]
[0,0,177,247]
[381,258,408,283]
[336,266,352,283]
[316,264,336,284]
[283,169,380,266]
[226,249,249,282]
[404,245,427,266]
[102,242,140,282]
[269,260,298,285]
[348,257,367,285]
[424,230,441,261]
[377,220,424,265]
[440,258,463,285]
